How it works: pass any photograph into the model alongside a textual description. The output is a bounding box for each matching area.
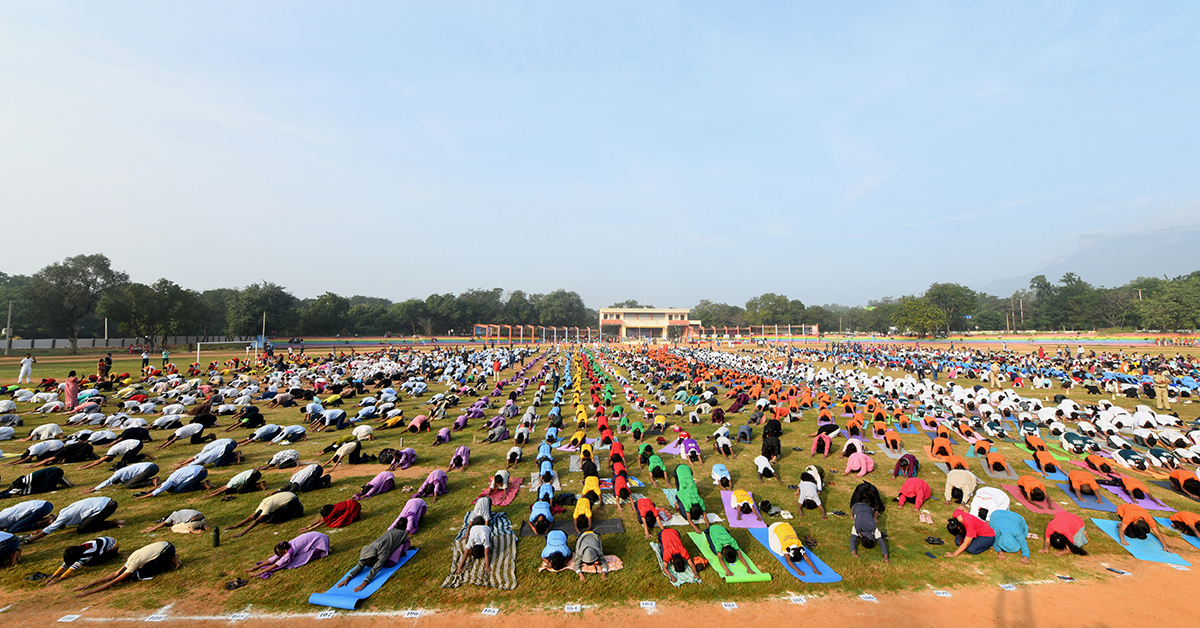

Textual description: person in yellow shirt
[767,522,821,576]
[573,497,593,535]
[730,489,762,523]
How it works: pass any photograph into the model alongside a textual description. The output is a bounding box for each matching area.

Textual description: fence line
[4,336,255,351]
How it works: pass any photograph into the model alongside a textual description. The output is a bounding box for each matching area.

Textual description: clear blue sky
[2,2,1197,308]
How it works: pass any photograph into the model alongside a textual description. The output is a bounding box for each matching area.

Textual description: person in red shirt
[634,497,660,538]
[1116,503,1172,550]
[656,527,698,583]
[897,477,932,511]
[1041,511,1088,556]
[945,508,995,557]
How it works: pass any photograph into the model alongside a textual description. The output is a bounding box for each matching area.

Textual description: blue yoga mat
[746,527,842,583]
[1056,483,1117,513]
[308,549,419,609]
[1091,518,1190,566]
[1022,459,1068,482]
[1156,517,1200,551]
[894,424,920,435]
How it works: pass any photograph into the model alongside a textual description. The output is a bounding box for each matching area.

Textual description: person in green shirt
[647,455,667,486]
[705,524,758,578]
[673,464,695,491]
[675,486,707,533]
[631,422,645,441]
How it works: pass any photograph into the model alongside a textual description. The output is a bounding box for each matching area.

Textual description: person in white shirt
[17,355,35,384]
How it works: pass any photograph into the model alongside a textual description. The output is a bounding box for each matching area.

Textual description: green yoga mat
[686,532,772,583]
[1014,443,1070,461]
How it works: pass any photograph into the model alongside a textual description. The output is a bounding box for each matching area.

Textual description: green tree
[226,282,298,337]
[25,254,129,352]
[743,293,804,325]
[891,297,947,337]
[391,299,431,335]
[99,279,204,349]
[300,292,350,336]
[539,290,591,327]
[501,290,538,326]
[197,289,237,339]
[347,303,388,336]
[690,300,745,328]
[610,300,654,308]
[924,283,976,333]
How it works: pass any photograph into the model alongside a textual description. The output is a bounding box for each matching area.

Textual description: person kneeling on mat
[945,508,995,558]
[705,524,759,578]
[453,517,491,577]
[1116,503,1172,551]
[657,527,697,583]
[768,521,821,576]
[337,528,411,593]
[1041,511,1088,556]
[539,529,571,572]
[573,530,608,581]
[228,492,303,538]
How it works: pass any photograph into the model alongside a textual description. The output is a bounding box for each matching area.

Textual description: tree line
[3,254,1198,351]
[1,255,596,351]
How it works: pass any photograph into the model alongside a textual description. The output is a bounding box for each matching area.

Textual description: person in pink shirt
[845,451,874,477]
[897,477,932,510]
[63,372,81,411]
[247,531,330,579]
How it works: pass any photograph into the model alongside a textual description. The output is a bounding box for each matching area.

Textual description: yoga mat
[650,542,702,586]
[441,533,518,590]
[657,441,683,456]
[308,549,418,609]
[965,444,996,458]
[1091,518,1190,566]
[928,433,960,445]
[686,532,772,583]
[721,490,767,528]
[1000,484,1061,513]
[1015,443,1070,461]
[1156,517,1200,551]
[1150,480,1200,504]
[487,479,523,507]
[983,462,1020,482]
[924,445,949,464]
[1021,459,1068,482]
[528,471,561,492]
[746,527,841,583]
[1056,483,1118,513]
[1067,459,1118,479]
[1102,485,1175,512]
[882,446,908,460]
[557,438,596,452]
[895,424,920,434]
[569,456,582,473]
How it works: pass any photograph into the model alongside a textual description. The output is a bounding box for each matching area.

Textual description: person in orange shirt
[944,455,970,471]
[1017,475,1048,505]
[1116,503,1171,550]
[931,437,953,458]
[985,451,1009,475]
[1083,454,1113,475]
[1167,511,1200,537]
[936,426,954,441]
[872,421,887,438]
[1067,470,1103,504]
[1024,434,1047,452]
[1032,450,1060,475]
[883,430,902,455]
[971,441,991,457]
[1169,468,1200,500]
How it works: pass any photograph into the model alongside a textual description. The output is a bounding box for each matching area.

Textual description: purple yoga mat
[657,440,683,456]
[1101,485,1176,512]
[720,490,767,528]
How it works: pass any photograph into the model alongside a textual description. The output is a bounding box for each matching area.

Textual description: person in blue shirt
[529,500,554,535]
[711,463,732,489]
[540,530,571,572]
[989,509,1031,563]
[138,465,211,498]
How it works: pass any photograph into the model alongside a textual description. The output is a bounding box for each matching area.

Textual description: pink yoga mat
[721,490,767,528]
[1101,484,1176,512]
[487,478,523,507]
[1000,484,1062,514]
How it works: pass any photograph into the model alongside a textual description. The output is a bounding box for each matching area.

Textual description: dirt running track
[0,555,1195,628]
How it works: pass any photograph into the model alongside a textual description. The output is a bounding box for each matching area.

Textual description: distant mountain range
[977,225,1200,296]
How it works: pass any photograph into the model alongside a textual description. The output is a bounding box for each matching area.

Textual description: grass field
[1,345,1198,617]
